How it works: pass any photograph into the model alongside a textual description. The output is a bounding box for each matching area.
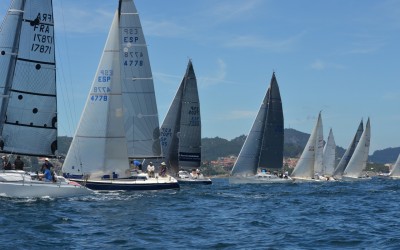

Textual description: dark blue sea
[1,177,400,250]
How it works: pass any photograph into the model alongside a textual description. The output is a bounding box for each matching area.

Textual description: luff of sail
[231,72,284,177]
[160,60,201,174]
[291,112,323,179]
[333,120,363,178]
[343,118,371,178]
[119,0,161,159]
[62,10,130,178]
[0,0,57,156]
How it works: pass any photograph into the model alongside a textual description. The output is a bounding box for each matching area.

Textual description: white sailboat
[342,118,371,180]
[230,73,291,184]
[316,128,336,181]
[0,0,92,198]
[290,112,324,181]
[333,119,363,179]
[160,60,211,185]
[62,0,179,190]
[388,153,400,179]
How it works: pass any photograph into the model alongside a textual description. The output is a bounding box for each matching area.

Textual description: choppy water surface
[1,177,400,249]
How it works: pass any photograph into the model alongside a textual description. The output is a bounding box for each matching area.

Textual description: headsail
[322,128,336,176]
[62,10,130,178]
[333,119,363,178]
[343,118,371,178]
[389,153,400,178]
[291,112,323,179]
[0,0,57,157]
[119,0,161,159]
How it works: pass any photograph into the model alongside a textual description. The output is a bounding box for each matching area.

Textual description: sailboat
[0,0,92,198]
[388,153,400,179]
[290,112,324,181]
[332,120,364,179]
[160,60,211,184]
[342,118,371,180]
[62,0,179,191]
[230,73,291,184]
[318,128,336,181]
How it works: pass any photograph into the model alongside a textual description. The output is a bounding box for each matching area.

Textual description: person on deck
[159,162,167,177]
[14,155,24,170]
[2,155,12,170]
[147,162,155,178]
[38,164,53,182]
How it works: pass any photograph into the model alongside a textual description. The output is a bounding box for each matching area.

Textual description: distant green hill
[370,147,400,164]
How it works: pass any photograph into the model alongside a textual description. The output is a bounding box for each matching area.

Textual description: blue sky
[1,0,399,154]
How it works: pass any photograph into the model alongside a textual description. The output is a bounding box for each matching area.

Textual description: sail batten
[0,0,57,156]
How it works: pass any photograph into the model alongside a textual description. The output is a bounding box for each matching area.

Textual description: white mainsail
[160,60,201,174]
[343,118,371,178]
[62,11,130,178]
[322,128,336,176]
[389,153,400,178]
[119,0,161,159]
[0,0,57,157]
[291,112,323,179]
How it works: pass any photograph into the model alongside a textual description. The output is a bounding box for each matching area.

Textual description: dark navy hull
[72,179,180,191]
[177,179,212,185]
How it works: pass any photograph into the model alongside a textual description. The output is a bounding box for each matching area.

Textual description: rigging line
[57,0,78,137]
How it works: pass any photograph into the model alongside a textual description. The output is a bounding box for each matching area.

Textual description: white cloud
[224,33,303,52]
[310,59,344,70]
[142,20,188,38]
[209,0,263,23]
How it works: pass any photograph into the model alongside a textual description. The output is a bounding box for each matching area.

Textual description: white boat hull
[176,171,212,185]
[230,174,293,184]
[0,171,93,198]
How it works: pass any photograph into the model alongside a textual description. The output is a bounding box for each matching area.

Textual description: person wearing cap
[159,162,167,177]
[2,155,12,170]
[41,158,54,175]
[14,155,24,170]
[147,162,155,178]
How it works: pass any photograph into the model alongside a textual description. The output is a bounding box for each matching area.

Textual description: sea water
[1,177,400,249]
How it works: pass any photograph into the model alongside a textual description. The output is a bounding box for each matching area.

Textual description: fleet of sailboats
[160,60,211,184]
[0,0,395,199]
[0,0,92,198]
